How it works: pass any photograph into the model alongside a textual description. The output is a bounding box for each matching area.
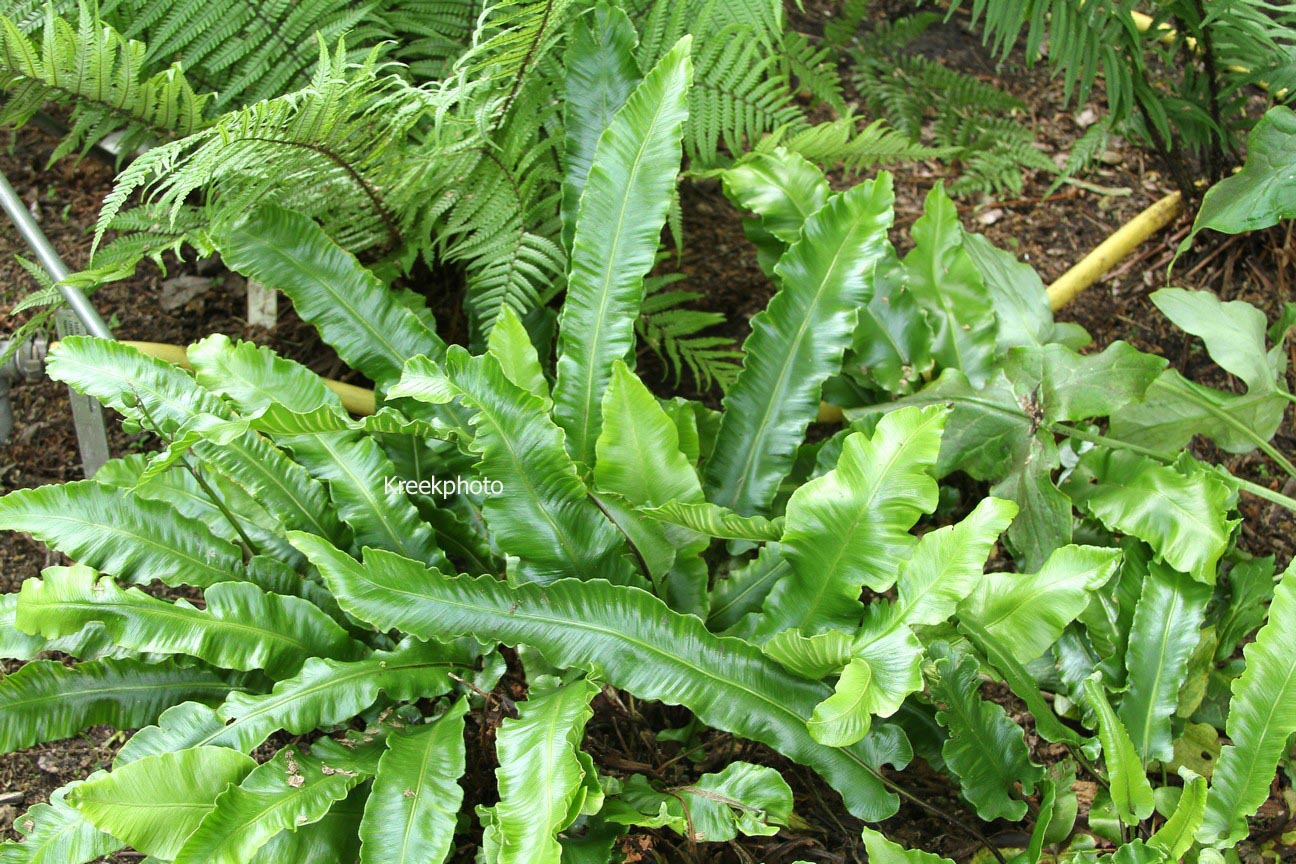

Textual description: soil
[2,3,1295,862]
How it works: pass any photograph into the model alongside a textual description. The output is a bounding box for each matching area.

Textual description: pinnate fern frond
[0,4,212,162]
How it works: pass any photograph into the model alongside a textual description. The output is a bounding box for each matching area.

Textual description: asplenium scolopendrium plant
[0,32,1293,864]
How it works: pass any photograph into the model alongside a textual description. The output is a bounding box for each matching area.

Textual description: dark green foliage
[846,13,1056,196]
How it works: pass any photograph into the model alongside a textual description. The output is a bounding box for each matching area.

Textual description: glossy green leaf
[1151,288,1284,394]
[173,745,365,863]
[0,778,121,864]
[961,545,1121,664]
[959,618,1086,747]
[859,826,954,864]
[705,175,895,516]
[1070,450,1232,584]
[69,747,255,859]
[209,639,471,753]
[1148,769,1206,860]
[1109,290,1290,456]
[928,643,1040,821]
[962,232,1055,352]
[990,435,1070,572]
[0,658,232,753]
[638,500,782,541]
[561,1,641,246]
[393,350,631,585]
[46,337,343,543]
[762,628,854,679]
[16,565,366,679]
[606,762,792,841]
[249,787,365,864]
[772,497,1016,747]
[0,589,117,662]
[765,405,945,632]
[292,534,911,821]
[1185,106,1296,244]
[901,183,995,384]
[487,305,550,402]
[1118,561,1210,765]
[1084,678,1155,825]
[847,249,935,395]
[94,457,303,574]
[0,480,245,588]
[1012,777,1057,864]
[807,621,921,747]
[553,37,692,467]
[274,428,448,569]
[483,681,599,863]
[1199,563,1296,846]
[595,361,707,613]
[595,362,704,507]
[1112,368,1289,456]
[188,333,340,415]
[720,147,830,273]
[855,368,1029,481]
[218,205,444,385]
[1021,342,1167,424]
[708,543,788,634]
[883,496,1017,631]
[1215,557,1276,661]
[115,702,228,766]
[359,700,467,864]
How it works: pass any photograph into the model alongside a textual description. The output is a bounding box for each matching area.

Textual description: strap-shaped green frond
[927,643,1041,822]
[359,700,468,864]
[292,535,911,822]
[900,183,996,384]
[1117,560,1210,765]
[0,480,246,588]
[394,350,633,585]
[1084,678,1155,826]
[482,680,599,863]
[69,747,255,860]
[188,334,341,415]
[960,545,1122,665]
[553,36,692,467]
[560,1,641,245]
[763,405,945,633]
[703,175,895,516]
[47,337,344,544]
[1200,563,1296,846]
[217,206,445,386]
[208,639,473,753]
[0,777,121,864]
[173,745,366,863]
[16,566,367,679]
[0,658,233,753]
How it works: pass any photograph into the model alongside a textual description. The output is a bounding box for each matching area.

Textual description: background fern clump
[0,0,934,389]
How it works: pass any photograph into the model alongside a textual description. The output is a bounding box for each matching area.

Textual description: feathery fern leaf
[0,4,212,162]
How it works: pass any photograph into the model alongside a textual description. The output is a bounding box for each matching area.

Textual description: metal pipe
[0,170,113,339]
[0,167,112,475]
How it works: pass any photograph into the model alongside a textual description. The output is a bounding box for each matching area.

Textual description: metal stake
[0,169,112,476]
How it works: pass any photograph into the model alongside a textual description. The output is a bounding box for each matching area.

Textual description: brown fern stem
[241,136,402,249]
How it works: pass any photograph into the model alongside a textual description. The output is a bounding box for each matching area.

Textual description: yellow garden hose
[1046,190,1184,311]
